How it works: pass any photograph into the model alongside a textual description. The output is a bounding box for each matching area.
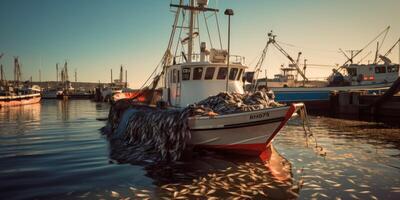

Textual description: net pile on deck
[103,91,283,163]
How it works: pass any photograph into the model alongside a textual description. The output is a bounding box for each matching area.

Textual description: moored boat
[0,85,41,107]
[250,29,400,105]
[106,0,305,158]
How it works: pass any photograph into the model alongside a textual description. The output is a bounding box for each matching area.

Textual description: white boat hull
[188,104,297,154]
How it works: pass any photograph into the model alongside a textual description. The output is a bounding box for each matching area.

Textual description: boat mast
[0,65,4,83]
[110,69,113,84]
[56,63,59,82]
[0,53,4,83]
[120,65,123,83]
[13,57,21,84]
[170,1,219,63]
[64,61,68,82]
[125,69,128,88]
[187,0,194,63]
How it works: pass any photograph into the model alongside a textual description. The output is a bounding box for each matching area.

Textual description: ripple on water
[1,101,400,200]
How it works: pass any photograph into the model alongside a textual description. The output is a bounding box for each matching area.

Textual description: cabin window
[388,66,399,73]
[229,68,238,80]
[237,69,243,80]
[375,66,386,73]
[172,69,177,83]
[217,67,228,80]
[205,67,215,80]
[347,68,357,76]
[182,68,191,80]
[177,70,180,82]
[193,67,203,80]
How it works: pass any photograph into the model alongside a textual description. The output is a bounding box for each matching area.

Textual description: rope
[298,105,326,157]
[203,12,213,49]
[196,12,201,51]
[174,10,186,58]
[214,11,223,49]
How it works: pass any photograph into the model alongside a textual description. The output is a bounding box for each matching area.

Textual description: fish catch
[102,91,283,163]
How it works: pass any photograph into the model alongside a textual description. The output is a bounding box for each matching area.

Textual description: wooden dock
[329,78,400,118]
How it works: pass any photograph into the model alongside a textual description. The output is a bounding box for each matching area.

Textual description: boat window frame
[182,67,191,81]
[388,65,399,73]
[192,67,204,80]
[347,68,357,76]
[229,68,239,80]
[217,67,228,80]
[172,69,177,83]
[375,66,386,74]
[204,67,216,80]
[237,68,243,81]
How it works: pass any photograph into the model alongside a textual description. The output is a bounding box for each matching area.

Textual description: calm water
[0,100,399,200]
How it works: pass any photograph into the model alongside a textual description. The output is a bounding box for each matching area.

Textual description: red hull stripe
[265,104,296,145]
[195,143,268,156]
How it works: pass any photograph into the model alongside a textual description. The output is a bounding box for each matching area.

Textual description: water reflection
[0,103,41,122]
[72,145,299,199]
[1,101,400,200]
[275,117,400,200]
[0,103,41,135]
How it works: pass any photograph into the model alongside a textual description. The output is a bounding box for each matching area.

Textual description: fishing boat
[250,28,400,106]
[0,56,42,107]
[0,85,41,107]
[41,87,64,99]
[113,0,305,155]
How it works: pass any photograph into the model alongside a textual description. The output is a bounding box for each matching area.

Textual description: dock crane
[337,26,390,71]
[252,31,308,91]
[377,37,400,64]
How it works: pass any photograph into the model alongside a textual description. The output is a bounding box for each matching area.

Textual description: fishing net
[103,91,284,163]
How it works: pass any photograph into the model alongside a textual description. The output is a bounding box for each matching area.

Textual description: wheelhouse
[164,60,247,107]
[345,63,399,85]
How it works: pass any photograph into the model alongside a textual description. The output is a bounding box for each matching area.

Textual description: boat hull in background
[0,93,41,107]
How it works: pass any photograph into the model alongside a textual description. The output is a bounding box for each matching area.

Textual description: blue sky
[1,0,399,87]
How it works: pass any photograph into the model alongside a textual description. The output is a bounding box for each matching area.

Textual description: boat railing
[173,54,245,65]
